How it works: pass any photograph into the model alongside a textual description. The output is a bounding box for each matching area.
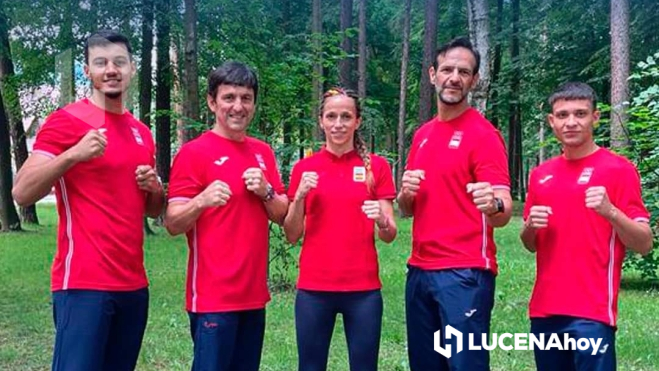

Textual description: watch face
[496,198,504,212]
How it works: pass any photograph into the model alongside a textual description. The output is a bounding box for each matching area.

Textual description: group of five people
[12,29,653,371]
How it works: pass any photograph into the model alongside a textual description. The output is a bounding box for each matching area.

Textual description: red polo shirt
[287,148,396,291]
[524,148,649,327]
[405,108,510,274]
[168,131,285,313]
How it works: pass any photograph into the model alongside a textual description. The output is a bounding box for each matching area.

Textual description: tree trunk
[0,89,21,231]
[538,120,545,164]
[139,0,154,128]
[488,0,503,128]
[508,0,522,200]
[0,5,38,224]
[155,0,171,183]
[171,43,185,147]
[418,0,437,125]
[182,0,201,142]
[357,0,367,99]
[610,0,629,149]
[311,0,323,142]
[339,0,354,90]
[467,0,490,114]
[397,0,411,191]
[358,0,369,147]
[280,0,293,184]
[139,0,155,234]
[57,2,75,106]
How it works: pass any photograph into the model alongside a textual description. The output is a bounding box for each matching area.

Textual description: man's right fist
[70,129,107,162]
[401,169,425,197]
[526,205,552,229]
[196,180,232,209]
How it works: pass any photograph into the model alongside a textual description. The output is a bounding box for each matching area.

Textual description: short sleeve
[287,161,304,200]
[405,129,422,170]
[523,168,537,221]
[32,111,81,158]
[615,162,650,222]
[471,128,511,191]
[372,155,396,200]
[168,145,206,202]
[139,123,156,167]
[264,146,285,194]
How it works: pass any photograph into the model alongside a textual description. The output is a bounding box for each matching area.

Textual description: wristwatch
[262,184,276,202]
[488,197,505,215]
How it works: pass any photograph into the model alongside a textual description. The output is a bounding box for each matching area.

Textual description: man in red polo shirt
[12,30,164,371]
[521,82,652,371]
[165,61,288,371]
[397,37,512,371]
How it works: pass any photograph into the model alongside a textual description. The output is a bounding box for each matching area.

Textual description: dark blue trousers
[51,288,149,371]
[188,309,266,371]
[531,316,616,371]
[295,289,383,371]
[405,267,495,371]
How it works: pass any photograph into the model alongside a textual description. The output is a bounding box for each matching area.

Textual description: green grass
[1,205,658,370]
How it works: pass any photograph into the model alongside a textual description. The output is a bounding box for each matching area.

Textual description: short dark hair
[433,37,480,74]
[548,82,597,111]
[84,30,132,64]
[207,61,259,101]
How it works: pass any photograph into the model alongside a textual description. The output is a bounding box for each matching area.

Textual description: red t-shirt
[523,148,649,327]
[168,131,285,313]
[32,99,155,292]
[287,149,396,291]
[405,108,510,274]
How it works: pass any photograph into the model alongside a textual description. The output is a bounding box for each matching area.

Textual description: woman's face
[320,95,361,148]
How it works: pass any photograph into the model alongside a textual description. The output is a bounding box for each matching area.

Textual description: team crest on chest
[255,153,267,170]
[448,131,463,149]
[131,127,144,146]
[353,166,366,182]
[577,167,594,184]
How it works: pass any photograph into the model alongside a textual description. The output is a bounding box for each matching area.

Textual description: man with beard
[397,37,512,370]
[12,30,163,371]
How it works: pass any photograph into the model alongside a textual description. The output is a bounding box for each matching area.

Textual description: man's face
[207,84,256,134]
[548,99,600,148]
[429,47,479,106]
[84,43,135,99]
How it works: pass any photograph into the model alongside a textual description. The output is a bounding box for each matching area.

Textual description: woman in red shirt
[284,87,398,371]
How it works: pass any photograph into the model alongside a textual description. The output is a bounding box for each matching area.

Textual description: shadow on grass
[620,277,659,291]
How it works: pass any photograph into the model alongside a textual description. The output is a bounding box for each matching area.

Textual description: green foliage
[599,52,659,280]
[268,223,298,292]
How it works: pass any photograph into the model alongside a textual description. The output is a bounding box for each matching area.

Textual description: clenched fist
[135,165,161,193]
[70,129,107,162]
[242,168,269,198]
[526,205,552,229]
[585,186,614,218]
[467,182,496,214]
[401,170,425,198]
[361,200,388,228]
[196,180,232,209]
[295,172,318,201]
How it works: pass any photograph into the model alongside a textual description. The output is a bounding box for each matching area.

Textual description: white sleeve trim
[32,150,56,159]
[168,197,192,204]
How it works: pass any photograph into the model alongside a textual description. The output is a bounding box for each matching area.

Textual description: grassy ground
[1,205,658,370]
